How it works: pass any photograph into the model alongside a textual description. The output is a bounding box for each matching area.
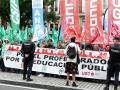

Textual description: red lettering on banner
[82,72,95,76]
[8,45,21,51]
[7,45,109,58]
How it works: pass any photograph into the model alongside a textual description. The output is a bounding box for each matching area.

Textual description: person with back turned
[64,37,80,87]
[21,36,35,81]
[104,37,120,90]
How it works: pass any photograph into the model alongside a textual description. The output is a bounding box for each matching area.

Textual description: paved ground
[0,84,48,90]
[0,72,119,90]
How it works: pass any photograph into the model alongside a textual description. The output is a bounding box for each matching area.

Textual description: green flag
[52,28,58,46]
[46,34,52,41]
[19,27,24,42]
[0,26,5,40]
[28,27,33,36]
[9,29,14,44]
[18,30,22,42]
[10,0,20,38]
[5,24,11,39]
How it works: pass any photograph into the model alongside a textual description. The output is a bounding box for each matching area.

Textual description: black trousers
[23,57,33,78]
[0,58,5,72]
[106,63,120,88]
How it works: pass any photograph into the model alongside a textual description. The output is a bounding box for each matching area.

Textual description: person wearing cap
[104,37,120,90]
[21,36,35,81]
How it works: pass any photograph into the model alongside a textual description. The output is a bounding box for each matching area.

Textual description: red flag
[81,23,88,42]
[85,0,102,44]
[111,23,120,37]
[90,26,100,43]
[60,0,80,42]
[108,0,120,44]
[64,26,80,41]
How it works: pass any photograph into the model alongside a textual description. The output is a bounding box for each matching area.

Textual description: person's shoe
[66,81,69,86]
[104,86,109,90]
[27,78,33,81]
[1,70,5,72]
[114,87,117,90]
[23,77,26,80]
[72,82,78,87]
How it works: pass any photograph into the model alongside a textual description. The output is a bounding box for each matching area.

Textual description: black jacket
[21,42,35,58]
[109,44,120,64]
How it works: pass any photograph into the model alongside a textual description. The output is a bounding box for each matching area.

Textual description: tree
[0,0,10,23]
[19,0,32,28]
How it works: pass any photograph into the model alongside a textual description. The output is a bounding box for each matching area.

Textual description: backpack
[67,46,77,59]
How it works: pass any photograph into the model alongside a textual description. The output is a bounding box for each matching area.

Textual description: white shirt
[64,42,81,63]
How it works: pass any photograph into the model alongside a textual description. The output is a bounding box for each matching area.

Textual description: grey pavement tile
[0,72,119,90]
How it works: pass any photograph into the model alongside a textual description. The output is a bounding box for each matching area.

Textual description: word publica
[81,64,106,71]
[80,58,107,71]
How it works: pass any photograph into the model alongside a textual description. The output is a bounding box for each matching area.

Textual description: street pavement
[0,72,119,90]
[0,84,48,90]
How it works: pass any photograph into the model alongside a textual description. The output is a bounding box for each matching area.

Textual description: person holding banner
[104,37,120,90]
[21,36,35,81]
[65,37,80,87]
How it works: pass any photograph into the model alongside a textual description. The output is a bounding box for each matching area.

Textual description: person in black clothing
[21,36,35,81]
[104,37,120,90]
[45,39,55,49]
[0,40,5,72]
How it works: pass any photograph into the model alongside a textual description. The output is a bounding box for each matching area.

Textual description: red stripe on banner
[108,0,120,44]
[60,0,80,42]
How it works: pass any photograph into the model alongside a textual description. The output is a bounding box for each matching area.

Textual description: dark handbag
[77,52,80,64]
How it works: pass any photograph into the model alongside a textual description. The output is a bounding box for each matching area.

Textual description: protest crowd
[1,0,120,90]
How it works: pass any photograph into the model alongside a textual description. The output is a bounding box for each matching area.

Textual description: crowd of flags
[1,0,120,45]
[0,24,33,44]
[0,0,63,46]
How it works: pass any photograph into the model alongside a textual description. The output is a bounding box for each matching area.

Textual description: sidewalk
[0,72,119,90]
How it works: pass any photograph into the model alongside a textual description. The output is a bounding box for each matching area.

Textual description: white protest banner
[3,45,110,80]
